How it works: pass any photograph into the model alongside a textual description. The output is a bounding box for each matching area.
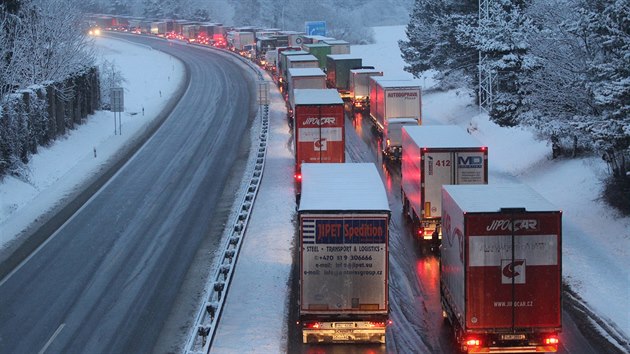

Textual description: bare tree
[10,0,95,86]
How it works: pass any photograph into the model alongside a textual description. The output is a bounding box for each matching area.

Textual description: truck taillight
[295,173,302,181]
[545,335,559,345]
[465,337,481,347]
[304,321,320,329]
[369,321,386,328]
[417,227,424,237]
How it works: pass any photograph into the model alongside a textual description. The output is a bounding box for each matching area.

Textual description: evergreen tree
[1,0,21,96]
[229,0,260,26]
[79,0,104,13]
[458,0,536,126]
[3,0,21,13]
[143,0,163,18]
[186,8,211,22]
[399,0,478,89]
[587,0,630,178]
[399,0,442,75]
[108,0,131,15]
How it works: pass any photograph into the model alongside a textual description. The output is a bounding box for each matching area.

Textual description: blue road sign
[305,21,326,36]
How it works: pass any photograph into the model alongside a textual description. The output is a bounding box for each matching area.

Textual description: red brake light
[417,227,424,236]
[465,338,481,347]
[369,321,386,328]
[545,335,559,345]
[295,174,302,181]
[304,321,320,329]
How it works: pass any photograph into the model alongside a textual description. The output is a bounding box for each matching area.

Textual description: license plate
[333,334,351,340]
[501,334,526,340]
[335,323,354,329]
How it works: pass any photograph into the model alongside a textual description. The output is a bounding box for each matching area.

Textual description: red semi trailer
[440,184,562,353]
[293,89,345,194]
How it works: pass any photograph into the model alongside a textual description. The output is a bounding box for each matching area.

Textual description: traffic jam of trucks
[90,15,565,350]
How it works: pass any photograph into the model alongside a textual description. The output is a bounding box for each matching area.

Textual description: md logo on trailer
[458,155,483,168]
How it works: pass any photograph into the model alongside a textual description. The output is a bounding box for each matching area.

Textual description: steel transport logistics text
[314,219,387,244]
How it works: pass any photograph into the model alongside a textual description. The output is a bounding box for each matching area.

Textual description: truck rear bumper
[467,345,558,353]
[459,331,560,353]
[301,318,388,344]
[302,328,386,344]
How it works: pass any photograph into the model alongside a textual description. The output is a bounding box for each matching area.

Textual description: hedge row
[0,67,100,178]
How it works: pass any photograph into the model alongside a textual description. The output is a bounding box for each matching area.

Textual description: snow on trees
[0,0,97,178]
[457,0,538,127]
[401,0,629,211]
[399,0,478,90]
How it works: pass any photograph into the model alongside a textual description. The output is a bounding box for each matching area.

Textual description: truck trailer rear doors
[465,211,562,330]
[422,150,487,221]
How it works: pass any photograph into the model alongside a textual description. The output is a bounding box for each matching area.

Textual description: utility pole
[478,0,497,114]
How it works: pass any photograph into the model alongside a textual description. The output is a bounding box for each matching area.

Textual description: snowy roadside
[0,36,185,251]
[209,68,295,353]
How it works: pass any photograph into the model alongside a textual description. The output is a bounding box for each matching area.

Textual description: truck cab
[382,118,419,161]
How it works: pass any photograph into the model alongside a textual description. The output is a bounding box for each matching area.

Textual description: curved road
[0,34,257,353]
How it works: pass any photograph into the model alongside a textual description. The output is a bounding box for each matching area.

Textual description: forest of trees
[400,0,630,212]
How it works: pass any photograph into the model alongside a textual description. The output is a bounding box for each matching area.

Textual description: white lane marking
[38,323,65,354]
